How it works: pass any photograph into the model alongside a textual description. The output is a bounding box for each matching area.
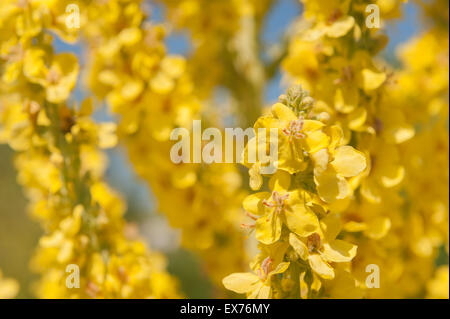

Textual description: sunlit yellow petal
[243,192,271,215]
[308,254,335,280]
[322,239,357,262]
[222,273,260,294]
[331,146,366,177]
[289,233,309,260]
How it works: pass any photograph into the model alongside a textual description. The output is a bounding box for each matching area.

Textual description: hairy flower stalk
[0,0,180,298]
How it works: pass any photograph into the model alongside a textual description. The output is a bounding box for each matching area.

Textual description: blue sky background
[158,0,420,101]
[54,0,421,104]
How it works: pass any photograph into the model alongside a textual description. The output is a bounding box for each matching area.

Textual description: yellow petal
[304,130,329,153]
[269,262,290,277]
[243,192,271,216]
[277,142,307,174]
[331,146,366,177]
[118,27,142,46]
[285,205,320,237]
[379,164,405,188]
[311,148,329,172]
[222,273,260,294]
[386,124,415,144]
[256,211,282,245]
[303,120,325,131]
[121,80,143,101]
[60,205,83,236]
[364,217,391,239]
[79,98,93,117]
[150,71,174,94]
[289,233,309,260]
[322,239,357,262]
[334,87,358,114]
[343,221,367,232]
[98,123,118,149]
[320,213,342,241]
[254,115,284,131]
[23,48,47,83]
[325,16,355,38]
[360,179,382,204]
[268,170,291,192]
[248,281,264,299]
[327,125,344,150]
[171,168,197,188]
[272,103,297,122]
[311,273,322,292]
[256,284,272,299]
[161,56,186,78]
[347,108,367,130]
[315,167,351,203]
[46,53,79,103]
[308,254,335,279]
[299,272,309,299]
[362,69,386,92]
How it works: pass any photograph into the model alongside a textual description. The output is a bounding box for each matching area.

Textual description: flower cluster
[224,0,448,298]
[82,0,248,287]
[0,0,180,298]
[0,0,447,300]
[224,89,366,298]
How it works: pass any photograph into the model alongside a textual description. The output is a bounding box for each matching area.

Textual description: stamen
[282,118,306,141]
[47,69,60,85]
[245,211,258,221]
[263,199,275,208]
[259,257,273,281]
[263,191,289,215]
[240,223,255,229]
[256,257,274,281]
[307,233,321,253]
[241,223,256,239]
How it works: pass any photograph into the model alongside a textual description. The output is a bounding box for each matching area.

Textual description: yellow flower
[244,102,328,175]
[223,257,290,299]
[243,171,320,244]
[23,49,79,103]
[312,144,366,203]
[289,213,357,280]
[360,139,405,204]
[301,0,355,39]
